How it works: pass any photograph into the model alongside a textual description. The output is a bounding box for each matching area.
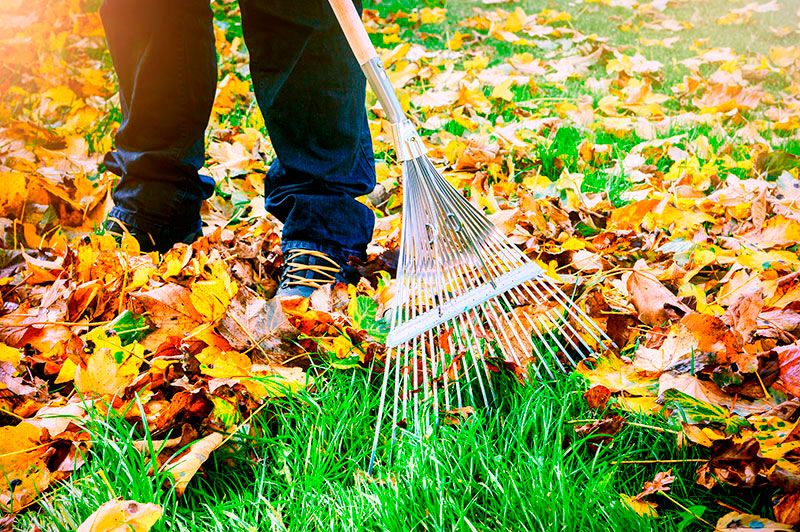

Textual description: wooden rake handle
[328,0,378,65]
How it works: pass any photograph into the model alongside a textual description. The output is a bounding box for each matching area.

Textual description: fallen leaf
[577,354,659,396]
[715,511,793,531]
[76,499,163,532]
[620,493,658,518]
[774,493,800,527]
[774,342,800,396]
[627,260,690,326]
[584,385,612,409]
[696,439,775,489]
[636,469,674,499]
[163,432,225,496]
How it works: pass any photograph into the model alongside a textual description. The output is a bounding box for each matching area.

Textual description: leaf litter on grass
[1,0,800,528]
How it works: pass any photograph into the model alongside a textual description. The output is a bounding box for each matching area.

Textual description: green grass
[18,366,775,531]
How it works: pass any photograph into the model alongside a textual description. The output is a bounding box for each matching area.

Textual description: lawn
[2,0,800,530]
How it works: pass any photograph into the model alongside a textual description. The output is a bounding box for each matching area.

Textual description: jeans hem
[108,206,202,236]
[281,239,365,262]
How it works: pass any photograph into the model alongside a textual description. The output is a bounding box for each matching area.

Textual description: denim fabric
[99,0,376,258]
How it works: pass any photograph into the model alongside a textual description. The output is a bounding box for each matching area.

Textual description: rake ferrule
[362,56,426,162]
[389,120,426,162]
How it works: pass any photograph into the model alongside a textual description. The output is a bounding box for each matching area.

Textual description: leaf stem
[659,492,716,529]
[611,459,707,465]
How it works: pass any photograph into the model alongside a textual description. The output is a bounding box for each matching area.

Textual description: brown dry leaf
[153,391,214,433]
[696,439,775,489]
[216,286,298,359]
[76,499,163,532]
[627,260,690,327]
[632,322,698,374]
[636,469,674,500]
[679,422,726,448]
[443,406,475,426]
[723,289,764,341]
[584,385,611,409]
[130,284,205,351]
[759,309,800,341]
[774,493,800,527]
[26,403,86,436]
[659,372,773,416]
[765,273,800,309]
[163,432,225,496]
[573,415,625,453]
[773,342,800,397]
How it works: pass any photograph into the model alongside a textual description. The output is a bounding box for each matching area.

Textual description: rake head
[367,144,612,469]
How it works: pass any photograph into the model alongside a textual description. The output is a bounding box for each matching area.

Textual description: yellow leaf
[55,358,78,384]
[0,343,21,367]
[74,328,144,397]
[245,365,310,399]
[0,422,49,511]
[615,396,660,415]
[42,85,77,108]
[463,55,490,72]
[129,265,156,291]
[620,493,658,518]
[491,78,515,102]
[447,32,465,50]
[561,237,586,251]
[0,172,26,218]
[577,354,659,397]
[190,279,234,322]
[419,7,446,24]
[503,7,526,32]
[0,458,50,513]
[331,335,355,359]
[383,33,400,45]
[195,346,251,379]
[77,499,163,532]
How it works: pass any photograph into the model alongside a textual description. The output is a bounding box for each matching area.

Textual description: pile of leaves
[1,0,800,528]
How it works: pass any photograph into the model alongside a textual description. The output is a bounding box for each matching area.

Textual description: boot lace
[283,249,341,290]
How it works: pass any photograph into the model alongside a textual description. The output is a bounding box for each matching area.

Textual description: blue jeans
[99,0,376,260]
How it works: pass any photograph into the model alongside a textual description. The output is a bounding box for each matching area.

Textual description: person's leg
[100,0,218,252]
[239,0,376,265]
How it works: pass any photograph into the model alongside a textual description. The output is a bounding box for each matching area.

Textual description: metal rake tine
[539,278,614,348]
[421,201,554,376]
[534,279,611,352]
[369,344,395,473]
[415,175,565,380]
[412,156,457,428]
[454,308,494,407]
[520,283,591,353]
[517,283,596,363]
[416,177,460,417]
[493,290,565,375]
[450,204,605,362]
[419,202,497,409]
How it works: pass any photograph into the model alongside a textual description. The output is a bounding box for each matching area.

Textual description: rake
[327,0,611,469]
